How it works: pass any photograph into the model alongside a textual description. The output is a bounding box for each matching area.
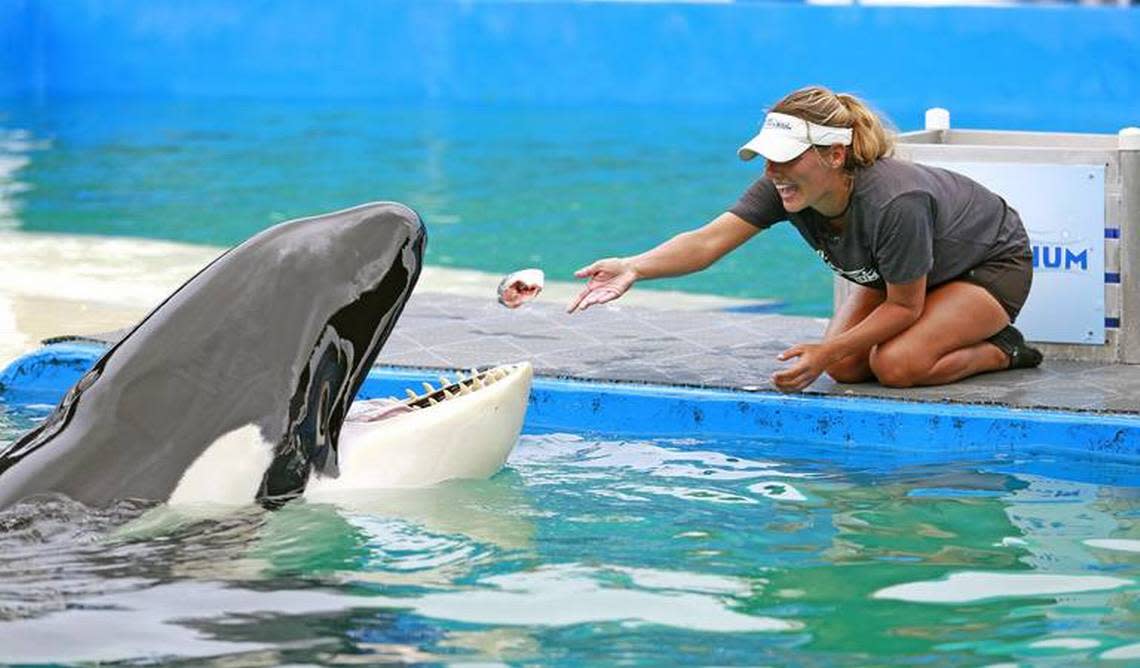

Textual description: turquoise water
[2,405,1140,665]
[0,98,828,313]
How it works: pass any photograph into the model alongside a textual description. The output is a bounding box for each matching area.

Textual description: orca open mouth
[308,361,535,494]
[345,363,531,423]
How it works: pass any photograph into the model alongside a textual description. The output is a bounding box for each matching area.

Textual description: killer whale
[0,202,427,509]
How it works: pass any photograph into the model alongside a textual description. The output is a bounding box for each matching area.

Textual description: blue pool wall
[5,343,1140,487]
[2,1,1138,133]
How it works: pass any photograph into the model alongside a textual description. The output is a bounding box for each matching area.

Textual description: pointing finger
[777,345,803,361]
[566,289,590,314]
[573,263,600,278]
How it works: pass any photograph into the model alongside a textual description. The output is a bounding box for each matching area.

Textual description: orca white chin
[303,361,534,500]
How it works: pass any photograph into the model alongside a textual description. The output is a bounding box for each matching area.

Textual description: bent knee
[825,357,874,384]
[869,346,931,388]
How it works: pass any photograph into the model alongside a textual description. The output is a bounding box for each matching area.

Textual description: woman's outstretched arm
[567,212,759,313]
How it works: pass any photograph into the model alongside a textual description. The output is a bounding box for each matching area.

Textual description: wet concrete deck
[376,293,1140,416]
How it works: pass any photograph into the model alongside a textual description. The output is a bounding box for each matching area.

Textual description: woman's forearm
[627,230,718,279]
[821,299,922,362]
[627,212,759,280]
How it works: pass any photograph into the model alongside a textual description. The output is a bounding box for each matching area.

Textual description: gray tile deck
[378,293,1140,416]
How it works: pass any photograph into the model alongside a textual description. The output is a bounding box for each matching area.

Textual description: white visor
[737,112,853,163]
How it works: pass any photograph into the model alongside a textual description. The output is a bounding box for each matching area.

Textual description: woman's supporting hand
[566,258,639,313]
[771,342,837,393]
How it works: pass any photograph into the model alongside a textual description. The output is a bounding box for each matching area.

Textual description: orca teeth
[391,364,521,411]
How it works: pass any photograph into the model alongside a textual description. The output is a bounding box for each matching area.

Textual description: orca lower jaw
[304,362,535,498]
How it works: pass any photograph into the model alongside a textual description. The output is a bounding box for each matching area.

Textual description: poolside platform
[386,293,1140,416]
[49,290,1140,417]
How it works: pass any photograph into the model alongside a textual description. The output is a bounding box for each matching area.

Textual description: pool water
[4,95,1139,664]
[0,98,829,315]
[2,409,1139,665]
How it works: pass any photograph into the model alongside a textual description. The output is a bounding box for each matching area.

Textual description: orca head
[0,202,426,511]
[251,202,426,507]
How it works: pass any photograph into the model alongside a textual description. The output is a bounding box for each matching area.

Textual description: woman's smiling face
[764,147,840,214]
[763,143,853,218]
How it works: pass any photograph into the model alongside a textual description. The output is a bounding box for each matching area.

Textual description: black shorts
[959,250,1034,322]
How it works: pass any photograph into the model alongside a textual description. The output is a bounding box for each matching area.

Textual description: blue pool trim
[0,342,108,406]
[3,342,1139,466]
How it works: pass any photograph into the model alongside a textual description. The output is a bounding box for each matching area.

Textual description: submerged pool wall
[0,0,33,97]
[2,1,1139,132]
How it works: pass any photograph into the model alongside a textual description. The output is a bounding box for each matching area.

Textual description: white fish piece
[497,268,545,309]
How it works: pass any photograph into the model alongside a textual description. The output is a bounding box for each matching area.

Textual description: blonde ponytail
[771,86,894,169]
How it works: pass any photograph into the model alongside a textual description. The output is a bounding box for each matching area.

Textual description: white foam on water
[0,561,791,664]
[608,565,754,595]
[345,514,482,572]
[514,435,808,484]
[1029,637,1100,650]
[406,563,795,633]
[0,581,357,663]
[1102,641,1140,660]
[625,484,759,505]
[0,128,46,230]
[0,155,29,230]
[0,128,50,153]
[872,571,1133,603]
[1084,539,1140,554]
[590,488,652,502]
[653,462,815,481]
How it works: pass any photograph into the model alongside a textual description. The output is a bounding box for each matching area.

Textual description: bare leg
[870,281,1011,387]
[823,285,885,383]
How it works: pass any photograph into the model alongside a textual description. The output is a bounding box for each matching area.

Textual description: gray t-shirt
[730,157,1030,289]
